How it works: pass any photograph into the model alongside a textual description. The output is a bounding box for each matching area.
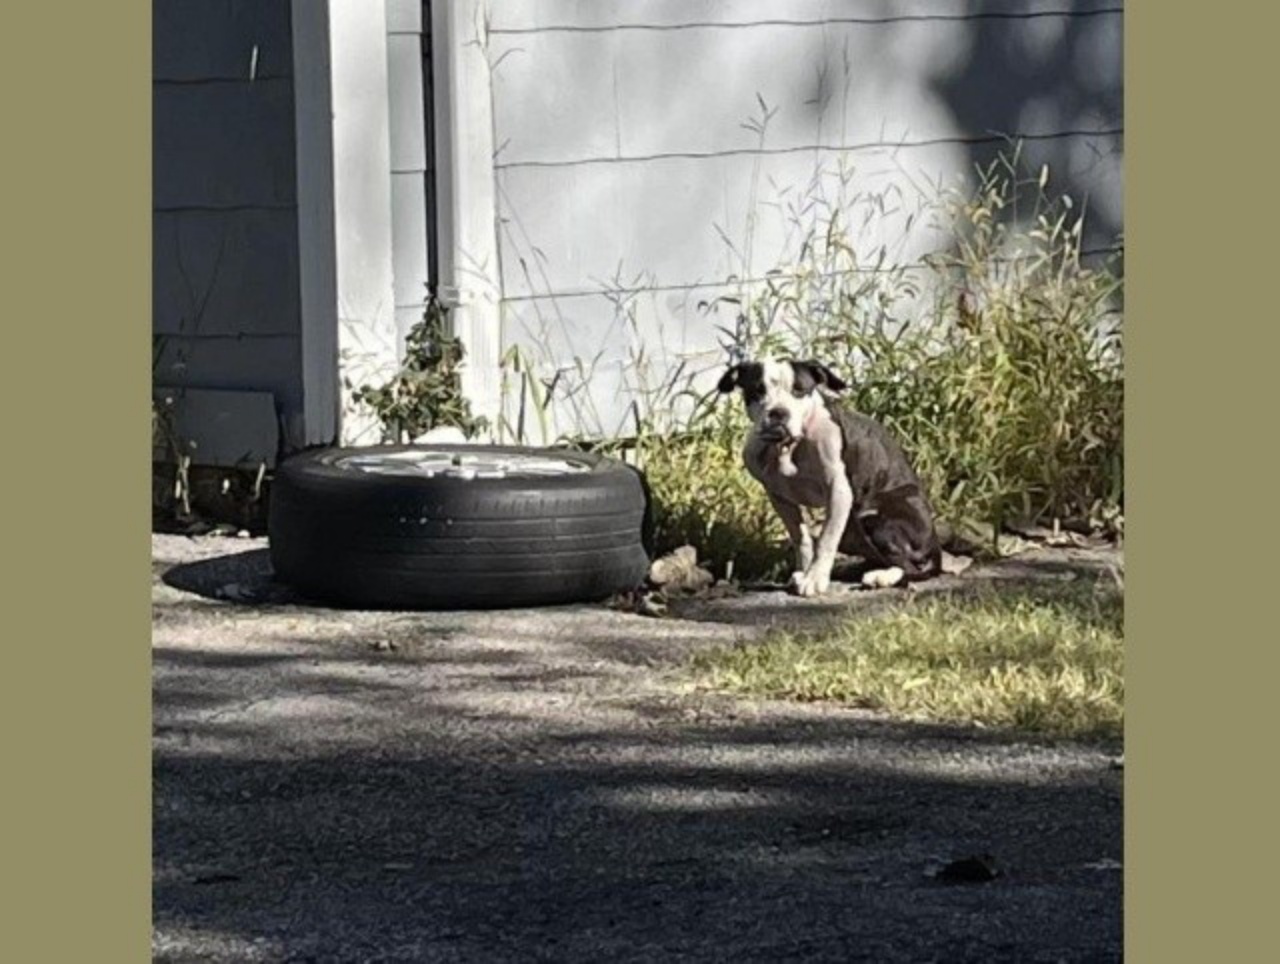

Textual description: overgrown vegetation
[153,334,272,533]
[742,153,1124,543]
[509,147,1123,579]
[625,406,792,580]
[690,580,1123,739]
[152,390,194,521]
[152,333,198,525]
[350,297,489,444]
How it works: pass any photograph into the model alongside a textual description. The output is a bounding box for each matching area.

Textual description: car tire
[268,444,652,609]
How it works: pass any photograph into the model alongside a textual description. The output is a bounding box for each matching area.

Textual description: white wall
[484,0,1123,441]
[328,0,401,445]
[296,0,438,447]
[431,0,504,427]
[335,0,504,437]
[387,0,435,343]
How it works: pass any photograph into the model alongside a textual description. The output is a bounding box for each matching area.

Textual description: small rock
[648,545,715,593]
[648,545,695,582]
[370,639,398,652]
[940,551,973,576]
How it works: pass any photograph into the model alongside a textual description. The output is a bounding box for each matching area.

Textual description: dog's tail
[866,485,942,582]
[898,542,942,581]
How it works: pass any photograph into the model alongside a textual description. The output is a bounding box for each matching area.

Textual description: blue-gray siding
[152,0,306,463]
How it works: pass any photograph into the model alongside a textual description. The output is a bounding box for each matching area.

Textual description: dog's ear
[716,364,742,394]
[818,363,849,392]
[791,359,849,394]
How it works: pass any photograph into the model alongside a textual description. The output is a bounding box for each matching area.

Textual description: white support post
[431,0,503,424]
[328,0,400,445]
[291,0,339,447]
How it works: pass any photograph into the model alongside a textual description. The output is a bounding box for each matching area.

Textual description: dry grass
[497,147,1124,579]
[690,581,1123,740]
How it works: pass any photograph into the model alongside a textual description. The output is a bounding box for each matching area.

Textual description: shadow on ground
[161,548,307,607]
[152,535,1122,961]
[152,651,1122,963]
[155,729,1121,962]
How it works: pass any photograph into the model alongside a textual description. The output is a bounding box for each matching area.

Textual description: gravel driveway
[153,534,1122,963]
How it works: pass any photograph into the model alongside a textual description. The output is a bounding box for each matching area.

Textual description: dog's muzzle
[758,408,793,441]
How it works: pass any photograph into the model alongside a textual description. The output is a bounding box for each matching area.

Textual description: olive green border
[6,3,1272,961]
[6,4,151,960]
[1127,4,1275,960]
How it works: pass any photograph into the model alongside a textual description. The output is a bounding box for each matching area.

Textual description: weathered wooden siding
[152,0,304,463]
[487,0,1124,439]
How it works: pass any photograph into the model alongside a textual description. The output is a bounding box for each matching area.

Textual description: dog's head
[716,358,848,442]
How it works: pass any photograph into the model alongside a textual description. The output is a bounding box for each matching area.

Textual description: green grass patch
[690,582,1123,739]
[628,407,791,582]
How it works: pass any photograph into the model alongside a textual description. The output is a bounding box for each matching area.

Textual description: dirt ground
[153,534,1123,963]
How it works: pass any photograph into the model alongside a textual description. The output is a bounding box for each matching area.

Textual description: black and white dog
[718,358,942,595]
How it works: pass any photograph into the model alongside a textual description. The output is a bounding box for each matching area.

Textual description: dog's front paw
[789,567,831,597]
[861,567,906,589]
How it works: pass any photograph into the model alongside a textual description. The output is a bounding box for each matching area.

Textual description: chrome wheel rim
[333,450,590,480]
